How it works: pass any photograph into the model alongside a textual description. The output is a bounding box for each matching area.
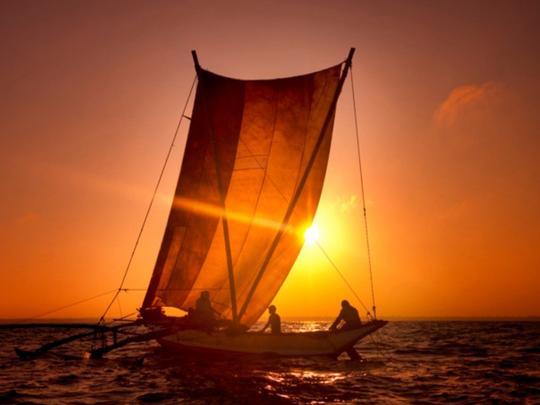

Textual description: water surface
[0,321,538,403]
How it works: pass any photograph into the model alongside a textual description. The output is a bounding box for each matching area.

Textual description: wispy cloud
[330,194,360,214]
[433,82,504,128]
[17,211,41,224]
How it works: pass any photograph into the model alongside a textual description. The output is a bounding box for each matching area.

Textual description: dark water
[0,321,539,404]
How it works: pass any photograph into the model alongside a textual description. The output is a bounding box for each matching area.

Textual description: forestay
[143,62,341,326]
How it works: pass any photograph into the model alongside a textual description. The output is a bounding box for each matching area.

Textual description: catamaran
[16,48,386,360]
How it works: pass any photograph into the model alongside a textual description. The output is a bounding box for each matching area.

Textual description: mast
[192,50,239,324]
[237,48,356,322]
[141,72,198,311]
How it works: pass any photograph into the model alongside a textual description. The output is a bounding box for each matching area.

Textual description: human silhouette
[261,305,281,334]
[330,299,361,331]
[193,290,216,328]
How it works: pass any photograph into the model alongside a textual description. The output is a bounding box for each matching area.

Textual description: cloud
[433,82,505,128]
[330,194,360,214]
[17,212,41,224]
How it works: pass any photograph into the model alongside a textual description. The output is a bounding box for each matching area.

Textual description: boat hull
[158,320,387,357]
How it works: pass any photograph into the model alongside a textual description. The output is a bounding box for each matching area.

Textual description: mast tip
[191,50,201,72]
[347,48,356,64]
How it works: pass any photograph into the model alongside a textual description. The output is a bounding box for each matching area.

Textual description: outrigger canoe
[158,320,387,358]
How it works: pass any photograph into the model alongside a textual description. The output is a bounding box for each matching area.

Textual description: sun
[303,224,320,246]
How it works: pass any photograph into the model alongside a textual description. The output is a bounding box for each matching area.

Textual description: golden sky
[1,1,539,320]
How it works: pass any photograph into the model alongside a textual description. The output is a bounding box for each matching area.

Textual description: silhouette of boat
[139,48,386,358]
[159,320,387,358]
[16,48,386,360]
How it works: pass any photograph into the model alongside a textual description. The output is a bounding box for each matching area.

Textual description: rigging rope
[19,289,116,322]
[350,65,377,319]
[111,311,138,322]
[97,75,198,324]
[116,294,123,319]
[316,242,370,315]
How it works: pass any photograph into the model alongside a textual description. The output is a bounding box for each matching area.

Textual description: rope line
[98,75,197,324]
[19,289,116,323]
[111,311,138,322]
[116,294,123,319]
[350,65,377,319]
[315,241,370,314]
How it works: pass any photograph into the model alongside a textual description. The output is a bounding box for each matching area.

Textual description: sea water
[0,321,538,404]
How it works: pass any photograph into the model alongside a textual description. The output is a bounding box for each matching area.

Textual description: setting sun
[303,224,320,246]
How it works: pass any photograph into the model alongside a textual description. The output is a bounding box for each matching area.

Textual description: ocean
[0,321,538,404]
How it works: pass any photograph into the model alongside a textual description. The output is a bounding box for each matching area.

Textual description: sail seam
[240,73,322,320]
[290,73,322,198]
[229,86,283,300]
[199,73,241,322]
[237,50,355,322]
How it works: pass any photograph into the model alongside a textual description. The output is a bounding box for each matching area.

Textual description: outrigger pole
[83,327,173,359]
[14,321,140,360]
[237,48,356,322]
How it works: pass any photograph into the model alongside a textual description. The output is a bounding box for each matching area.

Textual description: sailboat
[137,47,385,358]
[15,48,386,360]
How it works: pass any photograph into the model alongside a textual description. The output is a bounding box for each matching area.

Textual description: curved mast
[192,50,239,324]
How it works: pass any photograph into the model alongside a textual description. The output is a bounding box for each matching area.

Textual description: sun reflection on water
[288,370,345,385]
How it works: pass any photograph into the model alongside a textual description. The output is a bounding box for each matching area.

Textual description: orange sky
[1,1,539,320]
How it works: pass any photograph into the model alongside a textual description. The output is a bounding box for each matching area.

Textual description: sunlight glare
[304,224,320,246]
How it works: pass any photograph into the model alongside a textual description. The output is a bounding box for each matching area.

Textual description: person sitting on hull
[330,300,363,360]
[261,305,281,334]
[330,300,361,331]
[191,290,217,330]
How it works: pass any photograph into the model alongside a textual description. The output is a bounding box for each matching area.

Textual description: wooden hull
[158,320,387,357]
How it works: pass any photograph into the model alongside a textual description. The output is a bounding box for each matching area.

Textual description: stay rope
[18,289,116,322]
[350,65,377,319]
[316,242,370,314]
[97,75,197,325]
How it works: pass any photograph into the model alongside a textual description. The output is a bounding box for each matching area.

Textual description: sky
[1,0,539,320]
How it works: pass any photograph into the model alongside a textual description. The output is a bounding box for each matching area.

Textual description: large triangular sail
[143,54,347,326]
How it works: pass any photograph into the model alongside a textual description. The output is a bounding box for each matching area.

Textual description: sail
[143,62,342,326]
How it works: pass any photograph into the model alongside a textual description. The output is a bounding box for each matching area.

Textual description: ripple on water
[0,321,539,403]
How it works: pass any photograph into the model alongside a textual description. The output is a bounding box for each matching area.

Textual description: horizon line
[1,315,540,324]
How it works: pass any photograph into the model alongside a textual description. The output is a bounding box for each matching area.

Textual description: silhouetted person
[193,290,216,328]
[261,305,281,334]
[330,300,361,331]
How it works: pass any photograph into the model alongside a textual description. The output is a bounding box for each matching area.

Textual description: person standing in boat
[261,305,281,334]
[330,300,361,331]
